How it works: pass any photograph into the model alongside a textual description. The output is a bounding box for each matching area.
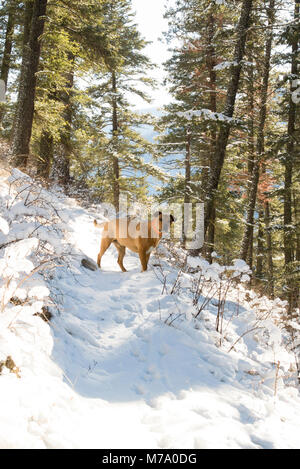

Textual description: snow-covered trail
[51,208,222,404]
[1,169,300,449]
[46,206,300,449]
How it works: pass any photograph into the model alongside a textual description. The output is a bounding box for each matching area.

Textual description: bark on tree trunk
[256,208,264,279]
[204,0,253,236]
[37,130,53,179]
[240,160,260,261]
[0,1,16,88]
[284,0,299,265]
[11,0,48,167]
[9,1,34,140]
[240,0,275,269]
[293,189,300,311]
[246,44,255,268]
[112,70,120,213]
[295,190,300,263]
[284,151,293,265]
[183,129,191,246]
[204,11,217,262]
[264,200,274,298]
[55,57,74,187]
[284,0,299,312]
[0,1,16,125]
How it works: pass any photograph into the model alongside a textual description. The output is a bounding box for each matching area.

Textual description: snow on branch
[177,108,243,125]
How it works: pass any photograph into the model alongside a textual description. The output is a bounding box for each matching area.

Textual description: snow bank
[0,167,299,449]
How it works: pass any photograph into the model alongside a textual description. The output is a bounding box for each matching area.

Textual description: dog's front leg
[138,249,148,272]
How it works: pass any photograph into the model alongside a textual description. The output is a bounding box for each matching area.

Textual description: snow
[0,215,9,234]
[177,108,242,125]
[213,61,239,71]
[0,167,300,449]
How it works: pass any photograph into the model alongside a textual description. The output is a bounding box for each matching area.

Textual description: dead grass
[0,356,21,378]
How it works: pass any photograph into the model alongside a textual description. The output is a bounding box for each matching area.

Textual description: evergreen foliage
[0,0,298,310]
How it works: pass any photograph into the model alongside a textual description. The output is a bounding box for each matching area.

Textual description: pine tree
[240,0,276,285]
[204,0,253,238]
[159,0,253,255]
[11,0,48,167]
[0,0,17,89]
[87,0,157,211]
[33,0,109,181]
[282,0,299,311]
[0,0,20,125]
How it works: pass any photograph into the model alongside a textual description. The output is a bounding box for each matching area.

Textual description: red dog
[94,211,175,272]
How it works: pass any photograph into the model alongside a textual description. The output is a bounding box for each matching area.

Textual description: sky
[130,0,173,109]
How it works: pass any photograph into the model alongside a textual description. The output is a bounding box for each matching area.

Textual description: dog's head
[154,211,175,231]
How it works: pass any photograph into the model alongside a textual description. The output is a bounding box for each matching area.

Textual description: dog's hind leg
[113,241,127,272]
[117,246,127,272]
[97,237,113,268]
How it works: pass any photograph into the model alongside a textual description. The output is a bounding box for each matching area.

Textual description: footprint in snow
[122,303,136,313]
[113,314,124,324]
[111,294,133,303]
[146,300,160,313]
[130,347,146,362]
[134,328,150,342]
[124,316,135,327]
[113,312,135,326]
[141,366,160,383]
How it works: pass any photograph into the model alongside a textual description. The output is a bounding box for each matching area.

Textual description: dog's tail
[94,219,106,229]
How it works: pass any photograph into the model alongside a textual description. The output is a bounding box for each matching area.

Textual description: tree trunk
[0,1,16,125]
[256,208,264,279]
[54,57,74,187]
[37,130,53,179]
[284,151,294,264]
[295,189,300,263]
[293,189,300,311]
[240,160,260,261]
[22,0,34,47]
[246,44,255,268]
[0,0,16,88]
[111,70,120,213]
[285,0,299,312]
[11,0,48,167]
[183,128,191,246]
[284,0,299,265]
[204,0,253,236]
[202,10,217,261]
[264,200,274,298]
[240,0,275,267]
[9,1,33,138]
[184,130,191,206]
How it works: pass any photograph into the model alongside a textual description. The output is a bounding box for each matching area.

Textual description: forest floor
[0,157,300,449]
